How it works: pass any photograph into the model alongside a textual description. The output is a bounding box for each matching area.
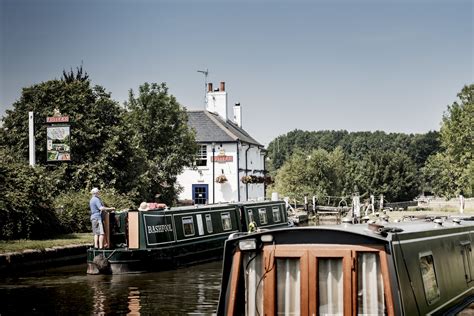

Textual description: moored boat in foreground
[217,216,474,315]
[87,200,289,274]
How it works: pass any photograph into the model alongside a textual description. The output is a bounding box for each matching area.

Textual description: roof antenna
[197,68,209,108]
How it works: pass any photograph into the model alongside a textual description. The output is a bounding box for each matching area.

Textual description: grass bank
[0,233,91,254]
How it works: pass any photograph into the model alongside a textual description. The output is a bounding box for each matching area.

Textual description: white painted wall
[177,142,265,204]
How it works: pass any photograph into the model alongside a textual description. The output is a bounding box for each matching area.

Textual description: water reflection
[0,261,222,315]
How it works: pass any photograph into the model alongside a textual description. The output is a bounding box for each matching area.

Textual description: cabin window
[221,212,232,231]
[318,258,343,315]
[243,252,264,314]
[419,253,440,304]
[272,207,281,222]
[248,209,255,223]
[258,208,268,224]
[182,216,195,237]
[205,214,213,233]
[276,258,301,315]
[357,252,385,315]
[461,241,473,283]
[195,145,207,167]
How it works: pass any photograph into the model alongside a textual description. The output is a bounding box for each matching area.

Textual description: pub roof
[187,110,263,147]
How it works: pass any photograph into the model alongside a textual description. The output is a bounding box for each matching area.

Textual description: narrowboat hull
[87,200,289,274]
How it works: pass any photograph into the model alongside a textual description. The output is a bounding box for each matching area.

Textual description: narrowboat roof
[226,216,474,245]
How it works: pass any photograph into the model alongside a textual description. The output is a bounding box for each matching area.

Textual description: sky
[1,0,473,146]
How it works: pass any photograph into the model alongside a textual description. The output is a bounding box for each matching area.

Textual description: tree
[349,151,420,201]
[424,84,474,198]
[0,70,146,196]
[271,148,349,201]
[124,82,197,204]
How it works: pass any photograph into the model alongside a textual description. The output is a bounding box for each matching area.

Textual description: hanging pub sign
[211,148,233,162]
[46,111,71,162]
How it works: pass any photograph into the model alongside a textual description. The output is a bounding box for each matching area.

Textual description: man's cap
[91,187,99,194]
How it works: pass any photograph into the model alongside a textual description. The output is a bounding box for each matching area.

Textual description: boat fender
[248,221,257,233]
[93,254,110,272]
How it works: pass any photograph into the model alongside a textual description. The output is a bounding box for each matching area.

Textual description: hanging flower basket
[216,175,228,183]
[241,175,252,184]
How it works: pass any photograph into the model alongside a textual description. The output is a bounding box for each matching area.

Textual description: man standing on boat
[89,188,114,249]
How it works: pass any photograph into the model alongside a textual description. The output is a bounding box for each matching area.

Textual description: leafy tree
[271,148,348,201]
[267,129,439,172]
[0,72,144,194]
[349,151,420,202]
[424,84,474,197]
[124,82,198,204]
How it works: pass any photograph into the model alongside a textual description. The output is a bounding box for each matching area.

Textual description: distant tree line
[267,84,473,203]
[0,67,197,239]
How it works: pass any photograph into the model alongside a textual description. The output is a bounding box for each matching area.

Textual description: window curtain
[357,253,385,315]
[318,258,343,315]
[276,258,301,315]
[243,253,263,316]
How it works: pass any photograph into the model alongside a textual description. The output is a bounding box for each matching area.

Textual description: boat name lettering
[147,224,173,233]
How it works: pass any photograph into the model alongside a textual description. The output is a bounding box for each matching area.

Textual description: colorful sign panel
[47,125,71,161]
[211,156,233,162]
[46,116,69,123]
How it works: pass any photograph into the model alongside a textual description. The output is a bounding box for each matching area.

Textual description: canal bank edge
[0,244,91,274]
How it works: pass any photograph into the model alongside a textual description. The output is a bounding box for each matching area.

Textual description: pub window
[272,207,281,222]
[461,241,473,283]
[205,214,213,233]
[221,212,232,231]
[258,208,267,224]
[195,145,207,167]
[420,253,440,304]
[182,216,195,237]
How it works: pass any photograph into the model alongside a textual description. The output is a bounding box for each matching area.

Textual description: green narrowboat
[87,200,289,274]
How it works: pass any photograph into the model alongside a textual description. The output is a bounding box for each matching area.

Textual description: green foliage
[0,147,62,239]
[54,189,135,233]
[0,71,198,238]
[124,82,198,204]
[424,84,474,198]
[267,129,439,172]
[272,146,420,202]
[271,148,348,201]
[349,151,420,201]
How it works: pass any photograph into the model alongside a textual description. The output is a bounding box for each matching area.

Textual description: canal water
[0,261,222,315]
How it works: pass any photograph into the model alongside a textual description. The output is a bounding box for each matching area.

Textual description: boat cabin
[217,218,474,315]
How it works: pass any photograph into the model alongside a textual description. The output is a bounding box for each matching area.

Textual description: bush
[0,148,62,240]
[54,188,135,233]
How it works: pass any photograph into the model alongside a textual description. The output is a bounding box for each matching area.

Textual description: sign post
[29,111,35,166]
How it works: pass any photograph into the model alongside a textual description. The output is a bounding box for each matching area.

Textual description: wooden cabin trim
[263,246,308,315]
[379,248,396,316]
[226,250,242,316]
[258,244,393,316]
[128,211,140,249]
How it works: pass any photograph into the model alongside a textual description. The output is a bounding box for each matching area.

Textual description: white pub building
[177,82,266,204]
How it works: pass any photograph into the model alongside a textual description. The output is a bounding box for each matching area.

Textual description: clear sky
[1,0,472,146]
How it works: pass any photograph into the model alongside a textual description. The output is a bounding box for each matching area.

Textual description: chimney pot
[208,83,213,92]
[220,82,225,91]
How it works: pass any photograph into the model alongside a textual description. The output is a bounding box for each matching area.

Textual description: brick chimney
[206,81,228,120]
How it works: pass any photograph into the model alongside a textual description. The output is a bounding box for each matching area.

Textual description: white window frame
[182,216,195,237]
[259,208,268,224]
[195,145,207,167]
